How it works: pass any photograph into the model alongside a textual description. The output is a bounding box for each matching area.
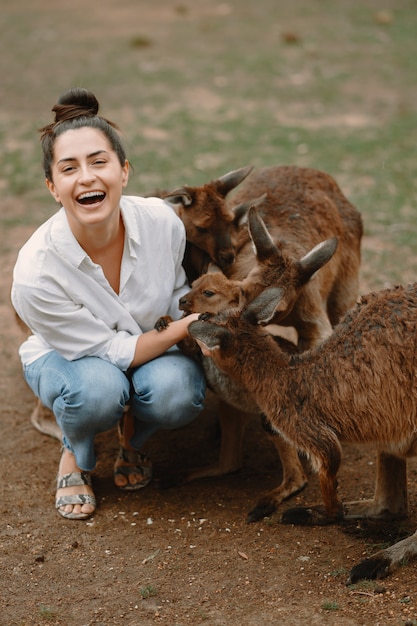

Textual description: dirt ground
[2,2,417,626]
[3,206,417,626]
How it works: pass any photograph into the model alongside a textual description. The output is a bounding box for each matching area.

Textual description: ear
[216,165,253,197]
[188,320,229,352]
[122,160,130,188]
[207,262,223,274]
[244,287,285,325]
[45,178,61,203]
[232,193,267,226]
[194,338,216,358]
[248,206,278,261]
[298,237,338,283]
[163,188,193,209]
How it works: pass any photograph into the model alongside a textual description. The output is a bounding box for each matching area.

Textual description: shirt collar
[49,198,139,267]
[49,207,87,267]
[120,196,140,259]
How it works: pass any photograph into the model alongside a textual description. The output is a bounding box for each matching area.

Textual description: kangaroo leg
[344,452,408,520]
[348,529,417,583]
[30,398,62,441]
[282,436,343,526]
[184,400,250,482]
[247,435,308,523]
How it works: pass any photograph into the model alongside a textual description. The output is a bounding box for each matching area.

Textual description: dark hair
[39,88,127,180]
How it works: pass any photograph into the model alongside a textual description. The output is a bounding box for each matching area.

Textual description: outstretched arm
[130,313,200,367]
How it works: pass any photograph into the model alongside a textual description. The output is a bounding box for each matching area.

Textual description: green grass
[322,599,339,611]
[38,605,57,621]
[1,0,417,288]
[139,584,158,599]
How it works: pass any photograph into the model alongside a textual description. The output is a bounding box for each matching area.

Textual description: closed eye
[202,290,215,297]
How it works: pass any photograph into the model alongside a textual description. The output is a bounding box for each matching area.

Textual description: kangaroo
[188,282,417,582]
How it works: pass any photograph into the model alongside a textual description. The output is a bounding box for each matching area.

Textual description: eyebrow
[57,150,109,165]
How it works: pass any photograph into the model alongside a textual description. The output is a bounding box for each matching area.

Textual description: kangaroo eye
[203,290,215,298]
[195,226,208,234]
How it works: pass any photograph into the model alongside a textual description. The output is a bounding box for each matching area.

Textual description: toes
[127,472,142,487]
[113,448,153,491]
[114,467,143,488]
[58,501,95,517]
[81,502,95,515]
[114,473,128,488]
[59,503,80,516]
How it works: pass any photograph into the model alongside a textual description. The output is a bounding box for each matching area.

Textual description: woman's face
[46,126,129,233]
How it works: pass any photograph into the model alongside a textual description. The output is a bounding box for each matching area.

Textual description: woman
[11,88,206,520]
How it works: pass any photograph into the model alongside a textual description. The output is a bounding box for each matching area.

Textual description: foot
[56,448,96,519]
[281,505,343,526]
[114,446,153,491]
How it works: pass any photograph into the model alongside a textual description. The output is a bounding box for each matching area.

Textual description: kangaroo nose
[218,250,235,269]
[179,296,189,310]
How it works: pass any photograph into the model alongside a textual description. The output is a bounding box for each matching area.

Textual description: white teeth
[78,191,104,200]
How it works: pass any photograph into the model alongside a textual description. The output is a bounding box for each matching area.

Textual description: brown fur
[155,309,305,517]
[222,166,362,349]
[189,283,417,581]
[175,173,362,516]
[163,164,363,321]
[162,165,254,281]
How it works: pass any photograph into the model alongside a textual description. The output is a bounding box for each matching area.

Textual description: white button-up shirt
[11,195,189,370]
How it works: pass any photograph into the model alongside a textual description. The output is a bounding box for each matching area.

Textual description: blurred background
[1,0,417,290]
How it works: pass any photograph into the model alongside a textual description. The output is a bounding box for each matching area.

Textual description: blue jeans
[24,349,206,471]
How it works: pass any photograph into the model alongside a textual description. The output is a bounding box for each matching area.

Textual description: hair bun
[52,88,99,124]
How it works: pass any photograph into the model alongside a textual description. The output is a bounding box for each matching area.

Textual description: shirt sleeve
[11,281,139,371]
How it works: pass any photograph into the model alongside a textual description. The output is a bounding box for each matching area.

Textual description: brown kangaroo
[188,282,417,582]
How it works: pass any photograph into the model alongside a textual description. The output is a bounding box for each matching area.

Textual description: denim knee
[24,352,130,470]
[55,372,128,432]
[130,350,206,430]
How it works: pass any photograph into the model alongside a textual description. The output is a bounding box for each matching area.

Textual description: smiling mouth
[77,191,106,205]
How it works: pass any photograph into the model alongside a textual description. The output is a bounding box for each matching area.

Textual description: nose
[78,164,96,184]
[179,295,191,311]
[217,249,235,269]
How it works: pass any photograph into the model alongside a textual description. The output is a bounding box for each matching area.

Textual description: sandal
[55,472,96,520]
[114,447,153,491]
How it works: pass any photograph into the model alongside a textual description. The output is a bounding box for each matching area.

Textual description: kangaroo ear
[298,237,339,283]
[207,262,223,274]
[215,165,254,197]
[248,206,279,261]
[232,193,267,226]
[188,320,229,353]
[163,188,193,208]
[244,287,285,326]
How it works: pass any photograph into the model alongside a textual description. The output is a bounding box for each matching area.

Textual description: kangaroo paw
[154,315,172,332]
[247,499,278,524]
[247,480,308,523]
[281,505,341,526]
[347,556,391,584]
